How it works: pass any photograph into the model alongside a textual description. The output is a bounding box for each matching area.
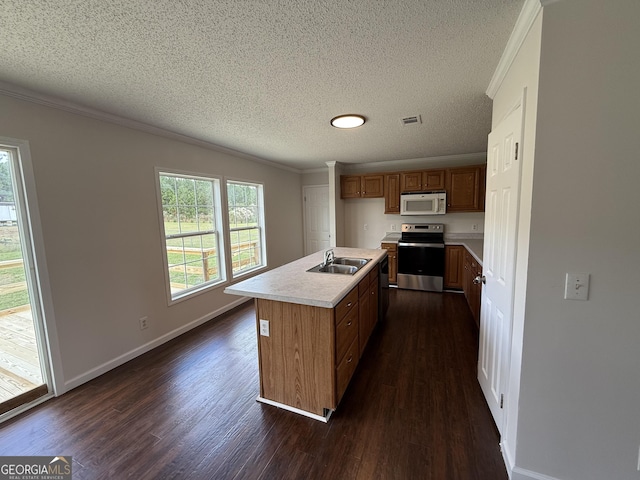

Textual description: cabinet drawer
[335,308,358,362]
[335,287,358,323]
[381,242,397,252]
[336,337,358,403]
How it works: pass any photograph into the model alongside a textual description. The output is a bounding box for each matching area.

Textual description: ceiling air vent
[401,115,422,126]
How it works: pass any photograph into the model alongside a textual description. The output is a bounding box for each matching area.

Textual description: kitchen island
[224,247,388,421]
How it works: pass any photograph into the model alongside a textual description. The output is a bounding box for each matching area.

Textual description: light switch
[564,273,590,301]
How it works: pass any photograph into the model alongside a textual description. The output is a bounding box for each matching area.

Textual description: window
[227,180,266,277]
[158,171,224,301]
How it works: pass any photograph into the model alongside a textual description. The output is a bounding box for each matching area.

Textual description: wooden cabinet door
[462,250,481,329]
[444,245,464,289]
[340,175,361,198]
[400,171,423,192]
[369,277,378,336]
[422,169,445,190]
[381,243,397,284]
[384,174,400,213]
[362,174,384,198]
[358,288,369,357]
[446,165,485,212]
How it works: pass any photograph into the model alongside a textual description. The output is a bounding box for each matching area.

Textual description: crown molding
[341,152,487,173]
[486,0,542,99]
[0,80,302,174]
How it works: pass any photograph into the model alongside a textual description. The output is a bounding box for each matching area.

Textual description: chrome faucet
[323,248,335,267]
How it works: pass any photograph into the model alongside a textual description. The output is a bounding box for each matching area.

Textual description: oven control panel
[401,223,444,233]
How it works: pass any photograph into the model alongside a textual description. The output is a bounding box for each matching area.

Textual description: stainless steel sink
[332,257,371,267]
[308,264,358,275]
[306,257,371,275]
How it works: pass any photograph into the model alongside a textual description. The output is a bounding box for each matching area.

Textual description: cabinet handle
[347,302,352,307]
[347,321,352,326]
[347,355,353,363]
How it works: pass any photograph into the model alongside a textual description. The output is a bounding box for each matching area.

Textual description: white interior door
[303,185,330,255]
[478,104,523,433]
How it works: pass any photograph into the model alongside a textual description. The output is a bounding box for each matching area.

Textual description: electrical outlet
[472,224,479,231]
[139,316,148,330]
[363,224,369,231]
[391,224,397,231]
[259,319,270,337]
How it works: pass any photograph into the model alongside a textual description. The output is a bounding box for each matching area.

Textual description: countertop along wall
[302,160,487,250]
[343,197,485,249]
[0,93,304,394]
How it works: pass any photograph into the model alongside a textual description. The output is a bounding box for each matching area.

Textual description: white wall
[343,198,484,248]
[515,1,640,479]
[0,94,303,393]
[301,169,328,186]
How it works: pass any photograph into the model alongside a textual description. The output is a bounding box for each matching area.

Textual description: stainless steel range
[397,223,445,292]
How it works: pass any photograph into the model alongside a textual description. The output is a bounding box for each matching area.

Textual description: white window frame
[226,179,267,279]
[155,168,226,304]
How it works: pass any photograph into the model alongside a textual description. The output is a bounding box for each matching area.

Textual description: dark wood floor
[0,289,507,479]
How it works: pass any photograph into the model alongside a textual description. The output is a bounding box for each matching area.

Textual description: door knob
[473,275,486,285]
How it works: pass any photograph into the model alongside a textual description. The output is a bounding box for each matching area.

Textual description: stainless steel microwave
[400,191,446,215]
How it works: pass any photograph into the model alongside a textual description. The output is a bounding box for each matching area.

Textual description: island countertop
[224,247,387,309]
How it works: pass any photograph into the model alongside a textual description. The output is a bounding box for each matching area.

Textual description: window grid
[227,181,265,277]
[159,173,223,300]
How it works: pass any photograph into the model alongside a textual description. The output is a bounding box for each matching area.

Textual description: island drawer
[335,307,358,362]
[335,287,358,323]
[336,336,358,403]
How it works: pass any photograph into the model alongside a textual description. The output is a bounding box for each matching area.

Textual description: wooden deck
[0,307,43,403]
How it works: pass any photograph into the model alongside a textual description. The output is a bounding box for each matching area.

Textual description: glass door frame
[0,136,62,422]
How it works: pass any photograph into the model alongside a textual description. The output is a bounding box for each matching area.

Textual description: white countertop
[381,232,401,243]
[380,232,484,264]
[444,234,484,264]
[224,247,387,308]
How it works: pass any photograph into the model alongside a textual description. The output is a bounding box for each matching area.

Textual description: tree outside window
[158,172,224,300]
[227,181,266,277]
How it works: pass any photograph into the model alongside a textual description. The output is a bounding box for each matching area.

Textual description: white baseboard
[511,466,562,480]
[62,297,251,392]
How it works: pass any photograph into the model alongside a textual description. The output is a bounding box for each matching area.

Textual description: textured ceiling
[0,0,524,170]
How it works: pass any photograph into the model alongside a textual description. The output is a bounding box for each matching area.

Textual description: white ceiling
[0,0,524,171]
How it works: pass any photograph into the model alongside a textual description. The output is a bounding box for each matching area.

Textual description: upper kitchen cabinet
[445,165,486,212]
[400,169,445,192]
[340,175,361,198]
[340,174,384,199]
[384,174,400,214]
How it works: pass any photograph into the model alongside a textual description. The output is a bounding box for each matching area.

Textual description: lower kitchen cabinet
[380,242,397,284]
[463,249,482,328]
[444,245,465,289]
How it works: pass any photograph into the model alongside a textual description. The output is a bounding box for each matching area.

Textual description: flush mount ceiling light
[330,114,366,129]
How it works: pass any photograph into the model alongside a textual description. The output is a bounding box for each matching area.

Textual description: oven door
[397,241,445,292]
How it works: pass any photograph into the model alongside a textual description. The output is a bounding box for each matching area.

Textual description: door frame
[0,136,63,421]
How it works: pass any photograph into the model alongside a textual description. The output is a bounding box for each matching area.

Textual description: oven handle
[398,242,445,248]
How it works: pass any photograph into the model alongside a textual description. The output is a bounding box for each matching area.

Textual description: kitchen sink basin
[307,263,358,275]
[306,257,371,275]
[332,257,371,267]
